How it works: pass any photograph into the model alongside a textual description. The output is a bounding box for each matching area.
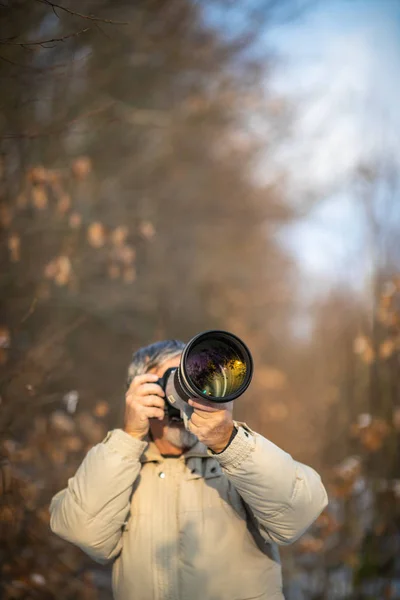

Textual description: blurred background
[0,0,399,598]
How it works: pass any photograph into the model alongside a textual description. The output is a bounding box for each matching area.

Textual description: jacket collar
[140,439,210,464]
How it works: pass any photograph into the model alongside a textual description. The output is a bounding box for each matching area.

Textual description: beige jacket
[49,423,328,600]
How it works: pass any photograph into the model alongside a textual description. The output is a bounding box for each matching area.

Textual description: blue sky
[265,0,400,293]
[203,0,400,297]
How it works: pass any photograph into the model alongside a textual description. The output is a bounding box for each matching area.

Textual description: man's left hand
[187,397,234,453]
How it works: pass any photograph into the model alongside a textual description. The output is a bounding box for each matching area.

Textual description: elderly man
[50,339,328,600]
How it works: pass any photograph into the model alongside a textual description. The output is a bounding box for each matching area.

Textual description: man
[50,339,328,600]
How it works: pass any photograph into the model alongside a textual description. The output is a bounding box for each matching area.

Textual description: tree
[0,2,297,598]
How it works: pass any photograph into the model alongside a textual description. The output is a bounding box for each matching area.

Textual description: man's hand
[124,373,165,440]
[187,397,234,453]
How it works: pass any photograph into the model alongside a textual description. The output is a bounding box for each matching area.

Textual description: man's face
[148,354,198,451]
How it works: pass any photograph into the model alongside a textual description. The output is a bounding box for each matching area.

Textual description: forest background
[0,1,399,599]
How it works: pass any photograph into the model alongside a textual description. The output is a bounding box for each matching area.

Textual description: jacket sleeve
[49,429,148,564]
[210,423,328,546]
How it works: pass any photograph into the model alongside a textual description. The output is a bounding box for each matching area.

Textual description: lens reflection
[185,338,248,398]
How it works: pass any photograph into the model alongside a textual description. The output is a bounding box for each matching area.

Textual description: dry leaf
[353,334,369,354]
[71,156,92,180]
[27,166,47,185]
[31,185,48,210]
[380,338,395,359]
[357,413,372,429]
[30,574,46,586]
[360,429,384,452]
[69,212,82,229]
[48,256,72,286]
[87,222,106,247]
[63,436,83,452]
[57,193,71,215]
[50,411,75,434]
[139,220,155,240]
[297,534,324,553]
[8,234,20,262]
[333,456,362,481]
[111,226,129,247]
[93,401,110,418]
[118,245,136,265]
[0,326,10,348]
[363,346,375,364]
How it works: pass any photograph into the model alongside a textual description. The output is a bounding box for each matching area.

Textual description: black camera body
[156,367,183,422]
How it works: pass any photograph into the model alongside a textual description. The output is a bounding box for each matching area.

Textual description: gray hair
[126,339,185,388]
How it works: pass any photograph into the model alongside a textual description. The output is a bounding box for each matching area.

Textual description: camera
[156,330,253,427]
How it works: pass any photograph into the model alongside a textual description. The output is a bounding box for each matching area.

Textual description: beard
[165,421,198,449]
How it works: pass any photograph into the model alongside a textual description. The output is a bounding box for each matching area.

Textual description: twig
[0,28,90,49]
[0,50,92,73]
[94,22,111,40]
[21,298,38,324]
[35,0,129,24]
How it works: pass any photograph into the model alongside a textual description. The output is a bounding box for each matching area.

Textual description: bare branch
[93,22,111,40]
[21,298,38,324]
[0,27,90,49]
[0,50,92,73]
[35,0,129,24]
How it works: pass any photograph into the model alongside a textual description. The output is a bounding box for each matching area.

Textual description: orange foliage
[71,156,92,181]
[87,222,106,248]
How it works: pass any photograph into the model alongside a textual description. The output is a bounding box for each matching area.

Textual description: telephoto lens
[162,330,253,425]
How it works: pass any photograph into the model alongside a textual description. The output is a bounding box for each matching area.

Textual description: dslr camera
[156,330,253,428]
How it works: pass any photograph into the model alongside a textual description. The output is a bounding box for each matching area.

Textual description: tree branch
[35,0,129,24]
[0,50,92,73]
[0,28,90,49]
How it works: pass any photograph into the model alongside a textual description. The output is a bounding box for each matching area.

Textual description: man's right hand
[123,373,165,440]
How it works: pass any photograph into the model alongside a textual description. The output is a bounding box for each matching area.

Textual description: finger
[136,383,165,397]
[128,373,159,391]
[190,398,234,413]
[187,418,199,433]
[144,407,165,421]
[188,398,219,412]
[191,409,212,421]
[140,395,166,410]
[190,412,207,428]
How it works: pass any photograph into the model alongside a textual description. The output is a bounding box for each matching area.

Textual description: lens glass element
[185,337,248,399]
